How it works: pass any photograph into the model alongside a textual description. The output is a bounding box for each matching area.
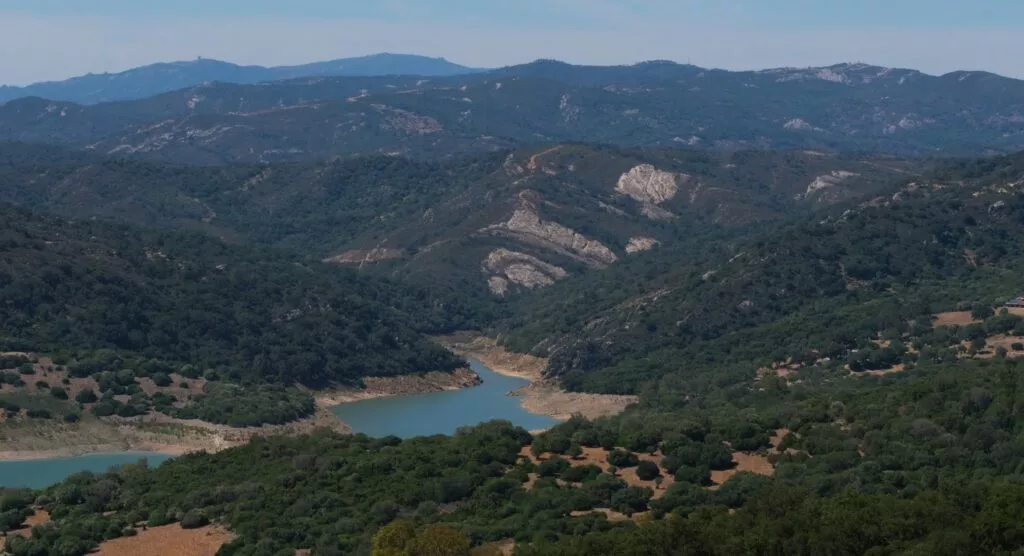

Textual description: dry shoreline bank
[0,337,635,463]
[0,368,480,463]
[436,333,639,422]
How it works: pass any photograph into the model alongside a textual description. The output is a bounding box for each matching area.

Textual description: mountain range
[0,53,480,105]
[1,60,1022,162]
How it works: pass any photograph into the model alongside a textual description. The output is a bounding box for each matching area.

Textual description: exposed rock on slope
[616,164,684,204]
[483,248,569,295]
[323,248,404,266]
[801,170,860,200]
[626,236,660,254]
[485,192,618,268]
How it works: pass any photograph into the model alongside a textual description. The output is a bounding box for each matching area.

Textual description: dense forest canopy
[2,128,1024,553]
[0,203,465,388]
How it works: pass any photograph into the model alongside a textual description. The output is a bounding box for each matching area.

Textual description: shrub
[537,457,571,478]
[606,449,639,468]
[51,386,69,400]
[180,510,209,529]
[75,389,98,404]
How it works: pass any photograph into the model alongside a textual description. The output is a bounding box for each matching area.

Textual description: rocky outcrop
[616,165,693,220]
[323,248,404,266]
[802,170,859,199]
[616,165,683,204]
[485,192,618,268]
[626,236,660,254]
[483,248,568,295]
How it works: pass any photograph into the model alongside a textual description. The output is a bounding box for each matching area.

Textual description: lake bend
[0,357,557,488]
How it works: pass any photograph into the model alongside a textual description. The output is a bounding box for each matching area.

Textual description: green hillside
[0,203,466,385]
[500,152,1024,393]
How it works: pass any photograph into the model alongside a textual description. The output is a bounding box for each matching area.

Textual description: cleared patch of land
[93,524,235,556]
[519,445,674,499]
[933,311,981,327]
[708,452,776,489]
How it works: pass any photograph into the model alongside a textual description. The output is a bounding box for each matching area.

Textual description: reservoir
[331,357,560,437]
[0,358,557,488]
[0,452,173,489]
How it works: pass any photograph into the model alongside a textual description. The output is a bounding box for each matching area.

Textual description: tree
[180,510,208,529]
[372,519,416,556]
[75,389,98,404]
[636,460,661,481]
[408,524,471,556]
[607,449,639,468]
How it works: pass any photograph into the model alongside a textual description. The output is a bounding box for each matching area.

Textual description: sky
[1,0,1023,85]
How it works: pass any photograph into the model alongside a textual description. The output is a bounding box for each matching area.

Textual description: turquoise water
[332,357,560,438]
[0,452,173,489]
[0,358,553,488]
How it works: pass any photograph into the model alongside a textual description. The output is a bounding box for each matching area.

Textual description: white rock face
[488,276,510,296]
[487,194,618,267]
[616,165,681,205]
[784,118,812,130]
[804,170,860,197]
[483,249,569,295]
[626,236,660,254]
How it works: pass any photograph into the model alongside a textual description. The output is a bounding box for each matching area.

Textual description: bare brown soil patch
[511,386,637,422]
[94,524,235,556]
[519,445,673,499]
[933,311,980,327]
[709,452,775,489]
[0,510,50,552]
[439,334,547,381]
[856,364,907,376]
[570,508,631,522]
[973,335,1024,359]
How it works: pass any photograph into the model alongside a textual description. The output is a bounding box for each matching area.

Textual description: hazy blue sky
[1,0,1022,84]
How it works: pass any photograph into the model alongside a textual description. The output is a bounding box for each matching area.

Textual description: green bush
[636,460,661,481]
[606,449,639,468]
[75,389,98,404]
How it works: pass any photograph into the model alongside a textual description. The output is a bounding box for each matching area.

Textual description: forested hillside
[2,56,1024,556]
[0,203,465,387]
[501,151,1024,393]
[0,143,920,301]
[2,61,1023,163]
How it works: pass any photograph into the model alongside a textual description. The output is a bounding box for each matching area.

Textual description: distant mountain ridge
[0,53,481,105]
[0,58,1022,160]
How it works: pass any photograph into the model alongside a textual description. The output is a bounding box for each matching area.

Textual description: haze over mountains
[0,53,481,105]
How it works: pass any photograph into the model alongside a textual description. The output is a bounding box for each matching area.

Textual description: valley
[2,51,1024,556]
